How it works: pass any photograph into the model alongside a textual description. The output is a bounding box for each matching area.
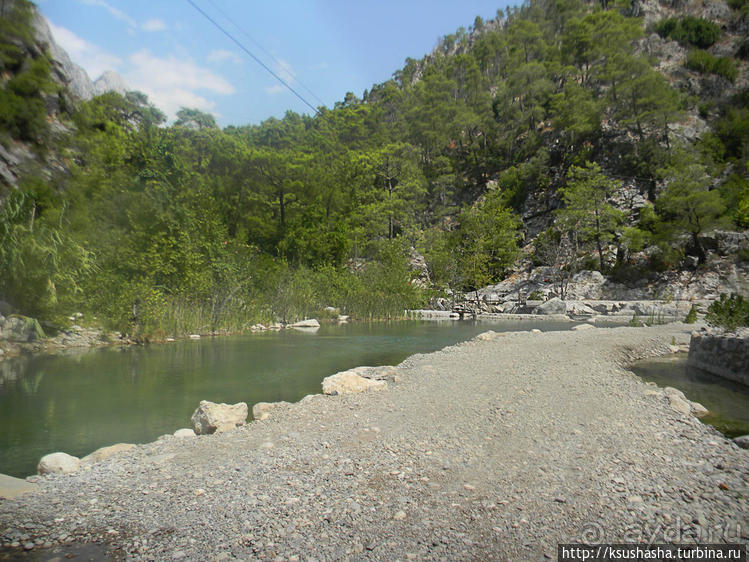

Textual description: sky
[38,0,513,127]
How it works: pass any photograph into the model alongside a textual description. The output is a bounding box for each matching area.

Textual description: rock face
[688,330,749,386]
[37,452,80,475]
[190,401,248,435]
[322,371,387,395]
[252,401,291,421]
[81,443,136,465]
[93,70,128,96]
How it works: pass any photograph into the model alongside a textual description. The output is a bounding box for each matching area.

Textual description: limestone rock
[535,297,567,315]
[93,70,128,96]
[474,330,499,341]
[81,443,136,465]
[290,319,320,328]
[252,401,291,421]
[190,400,248,435]
[667,394,692,416]
[733,435,749,449]
[571,323,595,331]
[322,371,387,395]
[4,315,46,342]
[173,428,196,438]
[689,401,709,418]
[37,452,81,475]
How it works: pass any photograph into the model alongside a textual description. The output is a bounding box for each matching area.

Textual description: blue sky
[38,0,513,127]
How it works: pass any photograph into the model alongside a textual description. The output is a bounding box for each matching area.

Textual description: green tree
[556,162,625,271]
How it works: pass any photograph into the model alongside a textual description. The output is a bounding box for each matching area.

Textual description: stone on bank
[190,400,248,435]
[37,452,80,475]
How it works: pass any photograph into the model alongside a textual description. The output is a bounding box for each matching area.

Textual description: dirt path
[1,323,747,560]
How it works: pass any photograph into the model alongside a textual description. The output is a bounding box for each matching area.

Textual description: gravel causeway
[1,323,747,560]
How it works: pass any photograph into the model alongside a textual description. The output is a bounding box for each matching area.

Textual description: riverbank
[1,324,747,559]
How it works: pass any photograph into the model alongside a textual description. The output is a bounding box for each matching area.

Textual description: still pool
[0,318,575,478]
[631,354,749,439]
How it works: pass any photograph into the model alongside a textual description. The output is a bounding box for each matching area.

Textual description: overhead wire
[185,0,322,116]
[204,0,327,108]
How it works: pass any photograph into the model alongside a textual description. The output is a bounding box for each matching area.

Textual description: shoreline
[1,323,747,559]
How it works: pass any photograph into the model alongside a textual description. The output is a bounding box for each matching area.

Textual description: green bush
[684,304,698,324]
[705,293,749,331]
[685,50,738,82]
[655,16,721,48]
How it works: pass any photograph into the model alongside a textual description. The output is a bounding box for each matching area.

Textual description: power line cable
[204,0,327,108]
[185,0,321,115]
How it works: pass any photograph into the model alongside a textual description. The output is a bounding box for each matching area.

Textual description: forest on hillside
[0,0,747,339]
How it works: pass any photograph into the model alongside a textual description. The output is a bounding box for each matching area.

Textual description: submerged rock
[190,401,248,435]
[37,452,80,475]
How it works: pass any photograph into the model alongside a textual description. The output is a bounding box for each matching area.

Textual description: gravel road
[1,323,747,560]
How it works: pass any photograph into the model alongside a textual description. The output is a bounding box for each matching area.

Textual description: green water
[631,354,749,438]
[0,319,574,478]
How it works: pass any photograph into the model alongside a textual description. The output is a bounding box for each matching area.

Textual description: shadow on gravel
[0,542,121,561]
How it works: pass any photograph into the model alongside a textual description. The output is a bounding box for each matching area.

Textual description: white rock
[474,330,498,341]
[190,400,248,435]
[173,428,196,438]
[322,372,387,395]
[252,401,291,421]
[535,297,567,315]
[571,323,595,331]
[81,443,136,465]
[663,387,687,401]
[189,334,201,340]
[668,395,692,415]
[290,319,320,328]
[38,452,81,475]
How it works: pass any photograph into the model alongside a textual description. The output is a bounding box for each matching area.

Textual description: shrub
[684,304,698,323]
[685,50,738,82]
[705,293,749,331]
[655,16,721,48]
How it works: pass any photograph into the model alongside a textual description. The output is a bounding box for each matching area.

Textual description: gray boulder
[535,297,567,315]
[733,435,749,449]
[4,315,46,342]
[190,400,248,435]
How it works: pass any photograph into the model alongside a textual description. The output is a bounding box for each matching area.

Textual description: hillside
[0,0,748,338]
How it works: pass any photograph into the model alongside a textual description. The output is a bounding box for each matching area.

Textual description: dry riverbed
[1,323,747,560]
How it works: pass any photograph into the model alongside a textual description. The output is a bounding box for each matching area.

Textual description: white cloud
[47,20,122,79]
[265,84,284,95]
[141,18,166,32]
[125,50,235,120]
[207,49,242,64]
[80,0,137,28]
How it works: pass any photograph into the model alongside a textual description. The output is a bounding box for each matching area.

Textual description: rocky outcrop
[37,452,80,475]
[190,401,248,435]
[688,329,749,386]
[93,71,128,96]
[322,370,387,395]
[535,297,567,315]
